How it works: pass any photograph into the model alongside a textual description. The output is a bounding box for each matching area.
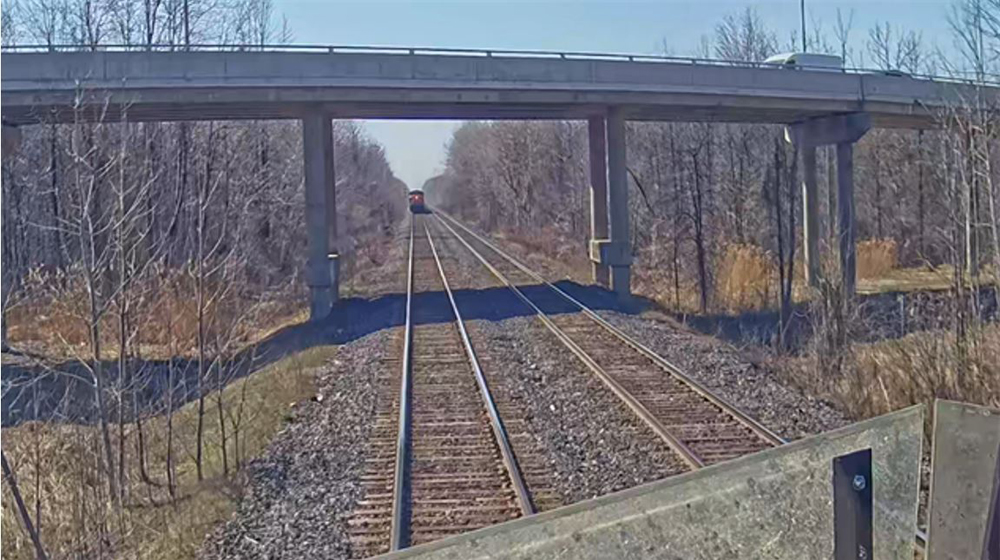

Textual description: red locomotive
[408,189,427,214]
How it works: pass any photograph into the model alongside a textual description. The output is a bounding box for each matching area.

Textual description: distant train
[408,189,428,214]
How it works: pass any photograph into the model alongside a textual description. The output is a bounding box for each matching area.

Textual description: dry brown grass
[848,326,1000,417]
[496,227,592,283]
[5,269,302,361]
[856,238,899,279]
[795,324,1000,428]
[1,345,334,560]
[856,263,998,295]
[714,244,775,313]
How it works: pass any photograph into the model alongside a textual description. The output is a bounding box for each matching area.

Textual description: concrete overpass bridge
[2,45,995,319]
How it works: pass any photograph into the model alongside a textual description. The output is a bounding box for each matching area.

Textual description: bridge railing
[1,43,995,86]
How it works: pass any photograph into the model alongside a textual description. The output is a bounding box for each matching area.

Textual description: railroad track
[429,213,941,553]
[348,216,538,558]
[347,211,931,557]
[432,212,787,470]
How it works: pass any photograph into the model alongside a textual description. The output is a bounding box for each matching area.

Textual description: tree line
[435,4,999,320]
[0,1,406,557]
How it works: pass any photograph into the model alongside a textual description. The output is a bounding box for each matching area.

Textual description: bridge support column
[326,133,340,307]
[801,145,820,288]
[788,112,870,298]
[302,113,336,320]
[588,116,610,287]
[607,107,631,298]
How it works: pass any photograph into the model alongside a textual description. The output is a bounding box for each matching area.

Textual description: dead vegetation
[640,239,912,315]
[1,345,331,560]
[1,1,405,557]
[857,238,899,279]
[850,326,1000,415]
[794,323,1000,429]
[713,244,776,313]
[3,1,1000,558]
[5,268,303,361]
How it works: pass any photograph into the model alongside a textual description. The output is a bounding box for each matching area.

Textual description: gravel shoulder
[596,310,850,440]
[201,329,396,560]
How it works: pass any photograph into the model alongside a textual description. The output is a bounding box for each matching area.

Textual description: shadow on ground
[2,281,650,426]
[679,285,998,349]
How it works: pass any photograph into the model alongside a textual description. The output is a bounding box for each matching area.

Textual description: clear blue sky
[273,0,955,189]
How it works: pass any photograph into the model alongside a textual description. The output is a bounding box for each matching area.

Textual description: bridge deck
[1,48,988,126]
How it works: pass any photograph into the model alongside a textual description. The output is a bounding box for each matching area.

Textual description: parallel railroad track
[433,212,786,470]
[348,216,539,558]
[347,211,932,558]
[430,213,937,554]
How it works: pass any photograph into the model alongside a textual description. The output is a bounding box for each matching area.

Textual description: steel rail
[1,43,994,85]
[422,223,535,516]
[438,212,787,448]
[437,212,938,552]
[388,217,415,552]
[431,215,705,470]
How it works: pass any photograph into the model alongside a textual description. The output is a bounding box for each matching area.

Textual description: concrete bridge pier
[588,108,632,299]
[606,108,631,297]
[788,112,870,297]
[800,145,820,288]
[588,116,610,288]
[302,112,339,320]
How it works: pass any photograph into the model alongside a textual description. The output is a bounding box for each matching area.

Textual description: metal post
[588,116,610,287]
[833,448,873,560]
[837,141,856,298]
[802,145,820,288]
[302,113,333,320]
[606,107,631,298]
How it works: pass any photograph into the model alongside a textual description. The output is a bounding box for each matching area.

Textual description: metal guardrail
[2,43,996,86]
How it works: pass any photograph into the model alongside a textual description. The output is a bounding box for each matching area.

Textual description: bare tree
[714,7,776,62]
[834,8,855,65]
[2,450,50,560]
[868,21,924,72]
[2,0,21,45]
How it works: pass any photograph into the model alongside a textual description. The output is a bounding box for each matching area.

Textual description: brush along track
[434,212,786,468]
[348,215,534,558]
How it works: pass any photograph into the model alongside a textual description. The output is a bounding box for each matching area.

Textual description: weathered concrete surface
[1,50,990,125]
[605,106,630,298]
[587,115,609,288]
[928,400,1000,560]
[376,406,924,560]
[302,113,334,319]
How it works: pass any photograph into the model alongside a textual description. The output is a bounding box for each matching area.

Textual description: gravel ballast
[596,310,850,440]
[437,216,850,440]
[430,219,689,500]
[201,330,395,560]
[468,317,688,503]
[202,215,852,560]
